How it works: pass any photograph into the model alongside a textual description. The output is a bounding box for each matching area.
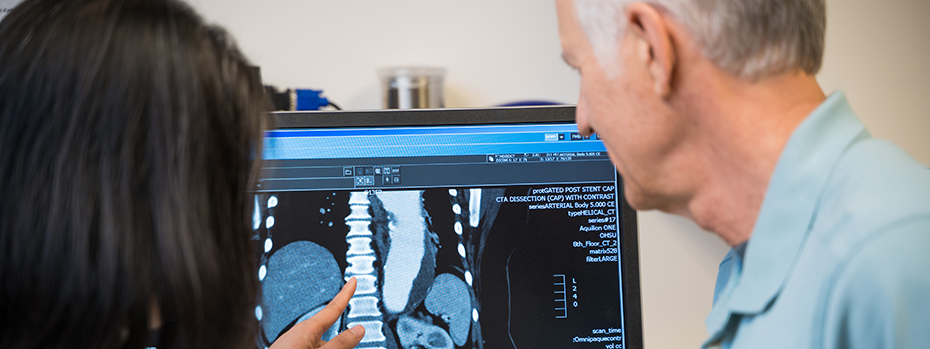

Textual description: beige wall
[818,0,930,167]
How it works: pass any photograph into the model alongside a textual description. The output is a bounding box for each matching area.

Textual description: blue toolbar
[264,123,606,160]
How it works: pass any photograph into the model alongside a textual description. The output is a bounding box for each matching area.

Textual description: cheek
[578,78,614,129]
[603,85,673,156]
[586,79,678,180]
[580,79,636,150]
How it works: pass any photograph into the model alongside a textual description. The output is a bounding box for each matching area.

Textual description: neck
[675,70,825,246]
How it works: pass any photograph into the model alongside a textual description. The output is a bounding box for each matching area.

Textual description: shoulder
[830,138,930,208]
[821,223,930,348]
[814,137,930,249]
[813,138,930,347]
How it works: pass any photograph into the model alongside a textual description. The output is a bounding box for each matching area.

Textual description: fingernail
[349,325,365,339]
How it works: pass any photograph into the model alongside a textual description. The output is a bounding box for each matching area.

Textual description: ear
[623,3,676,98]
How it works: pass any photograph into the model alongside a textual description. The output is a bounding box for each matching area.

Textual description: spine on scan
[344,192,387,348]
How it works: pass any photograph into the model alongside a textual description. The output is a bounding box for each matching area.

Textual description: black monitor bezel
[268,106,644,349]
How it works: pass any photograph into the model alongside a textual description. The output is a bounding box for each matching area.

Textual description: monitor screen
[251,107,642,349]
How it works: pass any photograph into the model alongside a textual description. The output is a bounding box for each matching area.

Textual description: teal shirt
[703,92,930,348]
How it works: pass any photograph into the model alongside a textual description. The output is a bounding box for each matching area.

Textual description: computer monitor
[251,106,643,349]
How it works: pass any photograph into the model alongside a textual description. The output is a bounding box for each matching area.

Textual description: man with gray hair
[555,0,930,347]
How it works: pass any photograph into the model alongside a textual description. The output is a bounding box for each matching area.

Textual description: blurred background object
[379,66,446,109]
[265,85,341,111]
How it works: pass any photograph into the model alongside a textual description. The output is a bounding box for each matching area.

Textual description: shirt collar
[705,91,869,334]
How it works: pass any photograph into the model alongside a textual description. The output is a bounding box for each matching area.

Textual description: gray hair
[575,0,826,81]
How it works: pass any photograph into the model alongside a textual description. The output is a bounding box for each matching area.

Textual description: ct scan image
[252,184,623,349]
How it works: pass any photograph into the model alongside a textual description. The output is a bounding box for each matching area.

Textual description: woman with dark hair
[0,0,362,348]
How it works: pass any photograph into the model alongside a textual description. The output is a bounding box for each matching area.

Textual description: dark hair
[0,0,267,348]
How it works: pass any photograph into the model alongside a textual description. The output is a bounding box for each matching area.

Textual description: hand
[270,277,366,349]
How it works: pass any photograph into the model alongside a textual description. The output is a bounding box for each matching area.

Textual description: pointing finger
[320,325,365,349]
[303,277,357,336]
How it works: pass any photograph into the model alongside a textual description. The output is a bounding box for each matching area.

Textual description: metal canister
[378,67,446,109]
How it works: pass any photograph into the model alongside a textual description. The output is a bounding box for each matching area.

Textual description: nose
[575,87,594,136]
